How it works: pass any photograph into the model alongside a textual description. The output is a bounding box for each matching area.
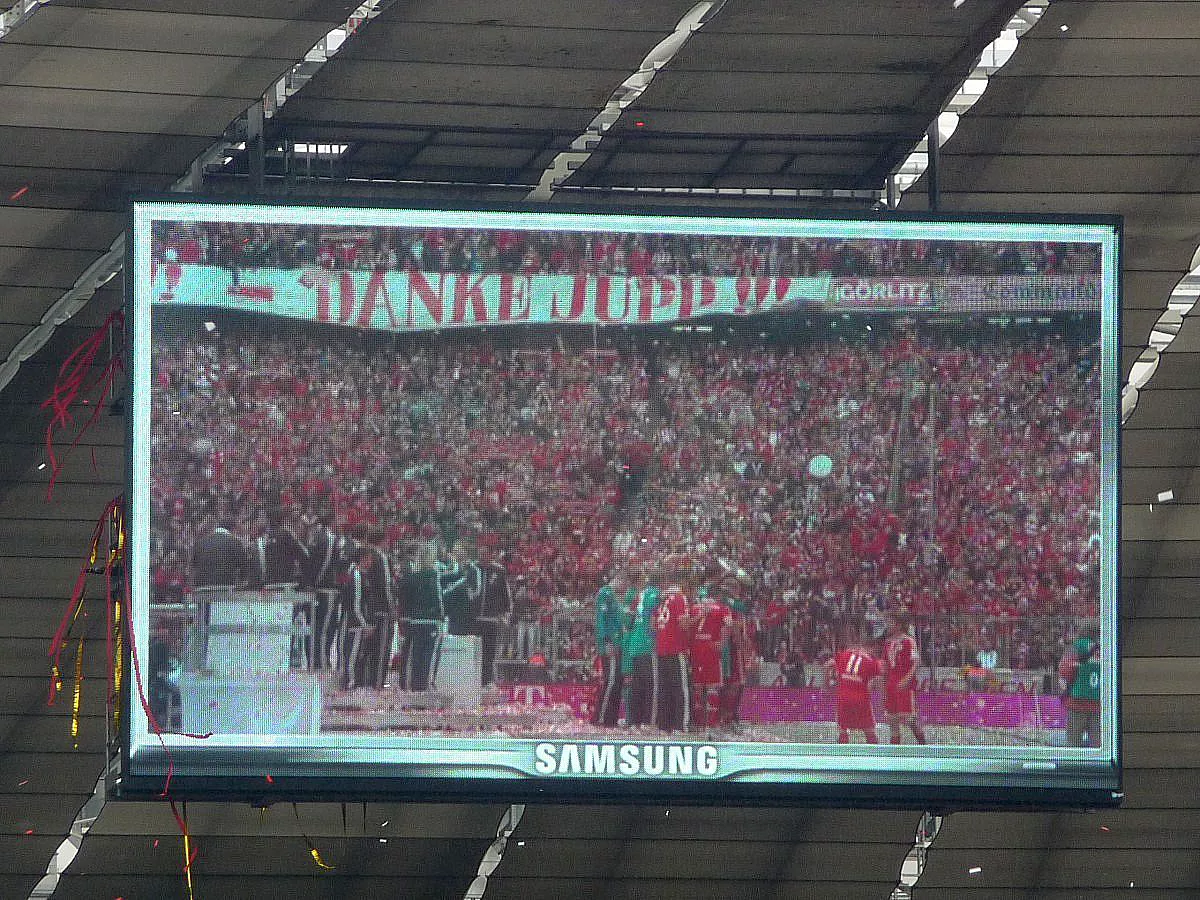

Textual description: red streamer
[40,309,124,500]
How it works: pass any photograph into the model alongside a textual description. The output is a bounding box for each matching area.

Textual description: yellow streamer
[71,637,84,748]
[182,829,196,900]
[68,592,87,630]
[107,508,125,565]
[309,846,335,870]
[112,600,123,731]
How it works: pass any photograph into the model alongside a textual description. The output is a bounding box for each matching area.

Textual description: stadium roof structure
[1,1,1199,898]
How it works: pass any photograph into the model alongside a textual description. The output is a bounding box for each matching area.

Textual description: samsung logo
[533,742,720,777]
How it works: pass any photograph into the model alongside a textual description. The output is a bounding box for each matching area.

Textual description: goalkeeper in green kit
[1059,636,1101,748]
[592,575,628,726]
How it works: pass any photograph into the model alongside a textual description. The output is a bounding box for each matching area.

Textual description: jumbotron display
[124,199,1121,806]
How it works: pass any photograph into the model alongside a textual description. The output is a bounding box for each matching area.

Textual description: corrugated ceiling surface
[268,0,1022,192]
[0,0,1198,897]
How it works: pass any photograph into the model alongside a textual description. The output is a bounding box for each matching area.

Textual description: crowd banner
[150,266,1102,330]
[152,267,832,331]
[829,275,1100,311]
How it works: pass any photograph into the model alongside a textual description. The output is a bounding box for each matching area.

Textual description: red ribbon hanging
[39,309,125,500]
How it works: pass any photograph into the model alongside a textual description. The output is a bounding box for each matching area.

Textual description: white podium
[436,633,483,708]
[179,672,321,735]
[200,586,313,673]
[180,586,321,735]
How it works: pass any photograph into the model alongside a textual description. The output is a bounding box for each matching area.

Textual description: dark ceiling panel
[53,0,351,20]
[922,846,1200,890]
[67,834,493,877]
[362,0,700,31]
[932,154,1200,195]
[0,127,213,173]
[6,7,348,56]
[1133,353,1200,393]
[668,32,964,73]
[704,0,1020,36]
[968,75,1200,118]
[517,805,917,842]
[1122,390,1200,430]
[53,874,480,900]
[279,96,597,133]
[342,21,660,68]
[1005,35,1200,77]
[92,802,507,839]
[626,71,933,112]
[1123,467,1200,504]
[293,59,626,109]
[407,144,538,169]
[1022,0,1200,40]
[0,207,124,251]
[0,284,122,328]
[485,881,897,900]
[0,246,117,288]
[1124,271,1196,310]
[0,85,255,136]
[918,890,1198,900]
[0,164,175,210]
[948,114,1200,156]
[0,46,293,98]
[603,109,926,140]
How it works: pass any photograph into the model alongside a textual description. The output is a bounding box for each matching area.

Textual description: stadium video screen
[125,199,1121,807]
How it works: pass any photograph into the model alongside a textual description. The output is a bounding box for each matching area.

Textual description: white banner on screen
[149,266,1102,332]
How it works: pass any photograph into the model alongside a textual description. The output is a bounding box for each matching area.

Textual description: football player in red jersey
[883,610,927,745]
[827,629,883,744]
[689,587,733,729]
[652,573,696,733]
[716,578,752,729]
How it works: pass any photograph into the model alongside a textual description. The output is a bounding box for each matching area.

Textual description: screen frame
[118,194,1123,809]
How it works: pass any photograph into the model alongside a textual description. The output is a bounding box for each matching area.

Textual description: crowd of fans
[601,324,1100,677]
[149,312,1101,684]
[153,221,1103,280]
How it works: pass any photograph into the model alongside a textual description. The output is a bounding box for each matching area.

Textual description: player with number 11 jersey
[829,641,882,744]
